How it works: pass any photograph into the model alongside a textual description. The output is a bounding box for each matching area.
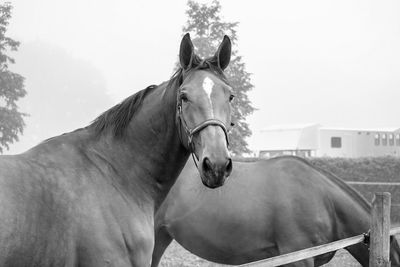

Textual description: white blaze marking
[202,77,214,117]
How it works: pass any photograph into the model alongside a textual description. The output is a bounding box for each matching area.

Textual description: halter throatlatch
[177,103,231,168]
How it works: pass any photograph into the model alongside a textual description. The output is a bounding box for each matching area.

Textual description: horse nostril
[225,158,232,174]
[202,157,213,173]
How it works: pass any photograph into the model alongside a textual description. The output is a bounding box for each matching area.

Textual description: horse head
[176,33,233,188]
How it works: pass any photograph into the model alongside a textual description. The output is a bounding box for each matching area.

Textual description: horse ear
[215,35,231,70]
[179,33,194,70]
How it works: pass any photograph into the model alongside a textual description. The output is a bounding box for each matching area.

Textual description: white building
[252,124,400,158]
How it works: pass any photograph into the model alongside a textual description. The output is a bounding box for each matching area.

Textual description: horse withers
[153,156,400,267]
[0,34,234,267]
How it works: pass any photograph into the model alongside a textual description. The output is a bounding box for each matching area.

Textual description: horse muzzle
[199,152,232,189]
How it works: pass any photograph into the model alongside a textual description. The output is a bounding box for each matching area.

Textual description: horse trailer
[253,124,400,158]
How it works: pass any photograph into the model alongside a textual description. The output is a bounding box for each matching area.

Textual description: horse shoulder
[75,193,155,266]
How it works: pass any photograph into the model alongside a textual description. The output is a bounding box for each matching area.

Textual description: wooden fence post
[370,192,391,267]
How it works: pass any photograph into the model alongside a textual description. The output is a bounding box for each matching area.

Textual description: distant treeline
[309,156,400,182]
[234,156,400,182]
[308,157,400,222]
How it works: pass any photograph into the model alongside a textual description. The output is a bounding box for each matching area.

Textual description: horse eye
[229,94,235,102]
[180,94,188,102]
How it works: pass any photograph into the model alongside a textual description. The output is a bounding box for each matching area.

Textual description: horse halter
[176,98,231,168]
[177,102,230,147]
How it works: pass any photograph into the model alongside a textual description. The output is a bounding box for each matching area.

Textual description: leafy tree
[0,2,26,153]
[182,0,255,155]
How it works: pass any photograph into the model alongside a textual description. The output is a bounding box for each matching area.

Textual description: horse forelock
[168,55,228,90]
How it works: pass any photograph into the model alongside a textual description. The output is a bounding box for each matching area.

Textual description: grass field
[159,241,361,266]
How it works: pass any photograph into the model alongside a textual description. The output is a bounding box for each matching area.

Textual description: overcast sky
[6,0,400,152]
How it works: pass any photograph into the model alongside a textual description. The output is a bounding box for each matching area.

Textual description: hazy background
[5,0,400,154]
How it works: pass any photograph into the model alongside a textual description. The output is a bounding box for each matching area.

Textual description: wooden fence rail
[239,192,400,267]
[346,181,400,186]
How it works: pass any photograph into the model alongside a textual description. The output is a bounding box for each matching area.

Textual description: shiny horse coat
[153,156,400,267]
[0,34,234,267]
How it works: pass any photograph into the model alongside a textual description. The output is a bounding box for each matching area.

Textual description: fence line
[238,234,366,267]
[346,181,400,207]
[239,193,400,267]
[347,181,400,186]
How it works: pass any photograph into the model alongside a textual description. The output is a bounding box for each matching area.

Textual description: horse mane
[91,55,226,138]
[290,156,372,212]
[90,84,158,137]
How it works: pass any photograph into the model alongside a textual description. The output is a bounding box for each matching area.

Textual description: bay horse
[0,33,235,267]
[153,156,400,267]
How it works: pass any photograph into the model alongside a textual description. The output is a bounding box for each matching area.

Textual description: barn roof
[319,126,400,132]
[260,123,320,131]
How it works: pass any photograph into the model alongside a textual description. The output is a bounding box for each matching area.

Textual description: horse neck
[331,192,370,265]
[307,161,371,238]
[326,179,371,266]
[89,82,189,210]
